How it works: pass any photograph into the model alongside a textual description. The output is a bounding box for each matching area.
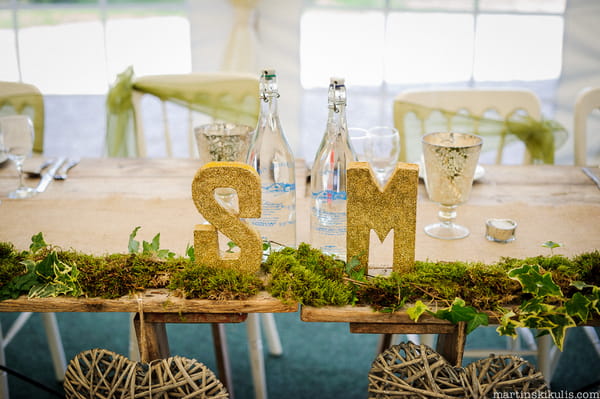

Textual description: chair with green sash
[0,81,45,153]
[391,88,568,383]
[105,67,259,158]
[393,88,565,165]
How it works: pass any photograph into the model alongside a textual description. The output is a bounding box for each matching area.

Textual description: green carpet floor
[1,312,599,398]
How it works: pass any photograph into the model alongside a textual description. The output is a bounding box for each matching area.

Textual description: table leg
[133,313,170,362]
[211,323,235,399]
[377,334,394,353]
[435,321,466,367]
[351,322,467,366]
[133,312,244,398]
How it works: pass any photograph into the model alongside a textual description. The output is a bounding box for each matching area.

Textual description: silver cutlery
[36,157,66,193]
[582,167,600,190]
[54,158,80,180]
[24,158,54,178]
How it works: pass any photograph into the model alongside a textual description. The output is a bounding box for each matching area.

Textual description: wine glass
[348,127,371,161]
[422,132,482,240]
[194,122,254,211]
[368,126,401,186]
[0,115,37,199]
[349,126,401,186]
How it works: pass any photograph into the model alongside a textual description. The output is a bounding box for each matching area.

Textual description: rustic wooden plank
[142,312,247,324]
[350,322,457,335]
[0,290,297,314]
[302,305,455,324]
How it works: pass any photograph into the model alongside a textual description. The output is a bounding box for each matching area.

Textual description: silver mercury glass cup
[422,132,483,240]
[194,122,254,211]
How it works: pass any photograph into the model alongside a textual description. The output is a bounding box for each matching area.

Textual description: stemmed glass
[349,126,401,186]
[194,122,254,211]
[348,128,370,161]
[0,115,37,199]
[422,132,482,240]
[368,126,401,185]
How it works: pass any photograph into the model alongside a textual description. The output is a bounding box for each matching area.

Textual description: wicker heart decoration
[64,348,229,399]
[368,342,549,398]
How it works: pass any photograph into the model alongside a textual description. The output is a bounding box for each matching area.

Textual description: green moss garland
[1,239,599,309]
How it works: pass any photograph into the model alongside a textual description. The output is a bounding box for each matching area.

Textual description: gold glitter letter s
[191,162,262,273]
[346,162,418,274]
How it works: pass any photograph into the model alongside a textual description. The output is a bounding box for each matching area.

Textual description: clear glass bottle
[310,77,356,260]
[246,69,296,249]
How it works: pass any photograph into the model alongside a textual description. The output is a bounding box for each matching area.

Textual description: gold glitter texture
[191,162,262,273]
[347,162,418,274]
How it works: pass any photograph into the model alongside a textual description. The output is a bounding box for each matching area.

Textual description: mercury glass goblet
[0,115,37,199]
[194,123,254,211]
[422,132,483,240]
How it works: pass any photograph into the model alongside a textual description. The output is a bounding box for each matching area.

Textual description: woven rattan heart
[64,348,229,399]
[368,342,548,398]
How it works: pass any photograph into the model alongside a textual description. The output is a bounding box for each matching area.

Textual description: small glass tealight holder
[485,218,517,243]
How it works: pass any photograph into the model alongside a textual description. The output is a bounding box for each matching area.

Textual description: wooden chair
[389,87,548,376]
[393,88,543,165]
[130,72,260,157]
[574,87,600,166]
[118,71,279,399]
[0,82,66,398]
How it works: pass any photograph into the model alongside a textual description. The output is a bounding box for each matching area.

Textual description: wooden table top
[1,159,598,259]
[1,158,599,315]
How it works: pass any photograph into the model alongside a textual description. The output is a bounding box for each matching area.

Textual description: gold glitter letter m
[346,162,418,274]
[192,162,262,273]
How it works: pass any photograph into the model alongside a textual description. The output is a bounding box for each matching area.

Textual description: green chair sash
[394,101,568,164]
[105,66,260,157]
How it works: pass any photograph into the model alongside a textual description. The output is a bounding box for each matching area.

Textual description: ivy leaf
[466,312,489,335]
[508,264,562,298]
[520,297,553,314]
[565,292,591,322]
[128,226,141,254]
[150,233,161,252]
[496,311,521,338]
[185,244,195,262]
[431,298,488,334]
[29,232,48,254]
[571,281,594,290]
[407,300,428,322]
[157,249,176,260]
[541,313,576,351]
[28,251,82,298]
[0,260,40,299]
[541,241,562,250]
[226,241,237,254]
[35,251,59,279]
[520,314,546,329]
[590,287,600,315]
[345,254,366,282]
